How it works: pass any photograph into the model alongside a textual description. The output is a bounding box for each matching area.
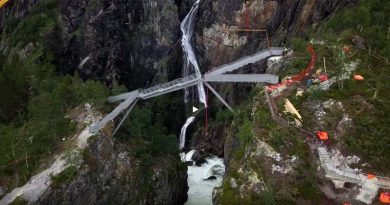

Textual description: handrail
[140,74,198,94]
[206,47,284,75]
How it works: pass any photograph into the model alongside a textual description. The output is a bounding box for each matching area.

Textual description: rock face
[1,0,181,89]
[194,0,354,70]
[57,0,181,88]
[0,0,354,204]
[35,134,188,205]
[188,0,353,160]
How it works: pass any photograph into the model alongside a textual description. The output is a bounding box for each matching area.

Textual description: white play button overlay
[192,106,198,113]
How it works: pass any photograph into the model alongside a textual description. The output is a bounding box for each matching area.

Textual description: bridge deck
[206,47,284,76]
[139,74,200,99]
[89,90,139,133]
[204,74,278,84]
[317,147,390,189]
[90,48,285,133]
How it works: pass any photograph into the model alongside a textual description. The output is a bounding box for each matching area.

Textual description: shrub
[9,196,28,205]
[51,166,78,188]
[238,118,253,146]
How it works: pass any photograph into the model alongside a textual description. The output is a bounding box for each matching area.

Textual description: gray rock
[0,186,5,196]
[191,150,208,166]
[204,176,217,181]
[230,178,238,189]
[35,134,188,205]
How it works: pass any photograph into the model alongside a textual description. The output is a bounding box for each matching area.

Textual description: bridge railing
[139,74,199,98]
[206,47,284,75]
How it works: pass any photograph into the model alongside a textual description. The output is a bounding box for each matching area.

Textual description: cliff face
[57,0,181,89]
[0,1,187,204]
[35,133,188,205]
[1,0,181,89]
[188,0,353,158]
[194,0,353,69]
[0,0,353,204]
[0,0,350,88]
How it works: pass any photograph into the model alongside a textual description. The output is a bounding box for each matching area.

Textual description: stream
[181,151,225,205]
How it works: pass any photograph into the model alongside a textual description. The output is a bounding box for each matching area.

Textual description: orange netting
[266,44,316,92]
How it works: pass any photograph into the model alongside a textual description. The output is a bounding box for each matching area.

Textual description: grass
[51,166,78,188]
[9,196,28,205]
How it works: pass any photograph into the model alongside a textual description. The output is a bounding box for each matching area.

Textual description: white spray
[179,116,196,149]
[179,0,207,149]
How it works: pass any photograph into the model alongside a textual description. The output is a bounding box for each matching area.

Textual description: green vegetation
[8,196,28,205]
[0,0,109,188]
[116,96,182,157]
[308,0,390,172]
[217,89,321,204]
[4,0,58,48]
[237,117,252,146]
[51,166,78,188]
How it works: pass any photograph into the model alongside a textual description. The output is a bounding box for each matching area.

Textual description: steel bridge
[90,47,284,133]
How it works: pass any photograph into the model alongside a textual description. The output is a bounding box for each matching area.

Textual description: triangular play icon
[192,106,198,113]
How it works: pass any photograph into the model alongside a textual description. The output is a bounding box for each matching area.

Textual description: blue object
[307,79,313,86]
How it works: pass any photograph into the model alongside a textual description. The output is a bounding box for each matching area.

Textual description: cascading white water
[181,150,225,205]
[179,0,206,149]
[178,2,226,204]
[179,116,195,149]
[180,0,206,104]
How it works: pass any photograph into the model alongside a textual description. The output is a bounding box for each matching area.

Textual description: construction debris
[353,74,364,81]
[283,99,302,127]
[296,89,304,97]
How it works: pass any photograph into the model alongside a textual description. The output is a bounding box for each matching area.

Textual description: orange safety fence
[367,174,376,179]
[291,44,316,81]
[266,44,316,92]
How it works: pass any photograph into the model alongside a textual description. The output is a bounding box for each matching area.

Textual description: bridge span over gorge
[89,47,284,134]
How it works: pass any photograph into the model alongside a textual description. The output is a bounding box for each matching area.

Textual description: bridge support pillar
[111,99,139,137]
[203,81,234,112]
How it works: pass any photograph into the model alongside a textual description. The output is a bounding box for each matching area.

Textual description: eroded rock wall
[35,134,188,205]
[194,0,353,70]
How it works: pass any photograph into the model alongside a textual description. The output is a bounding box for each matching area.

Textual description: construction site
[0,0,388,204]
[89,1,390,204]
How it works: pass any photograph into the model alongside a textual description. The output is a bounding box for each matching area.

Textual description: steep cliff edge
[36,132,187,205]
[194,0,354,69]
[0,1,187,204]
[1,0,181,88]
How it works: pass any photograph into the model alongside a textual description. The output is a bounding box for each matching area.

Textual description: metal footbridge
[90,47,284,133]
[317,147,390,204]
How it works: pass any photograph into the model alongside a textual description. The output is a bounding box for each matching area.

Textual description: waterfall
[179,116,196,149]
[180,0,206,105]
[179,0,206,150]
